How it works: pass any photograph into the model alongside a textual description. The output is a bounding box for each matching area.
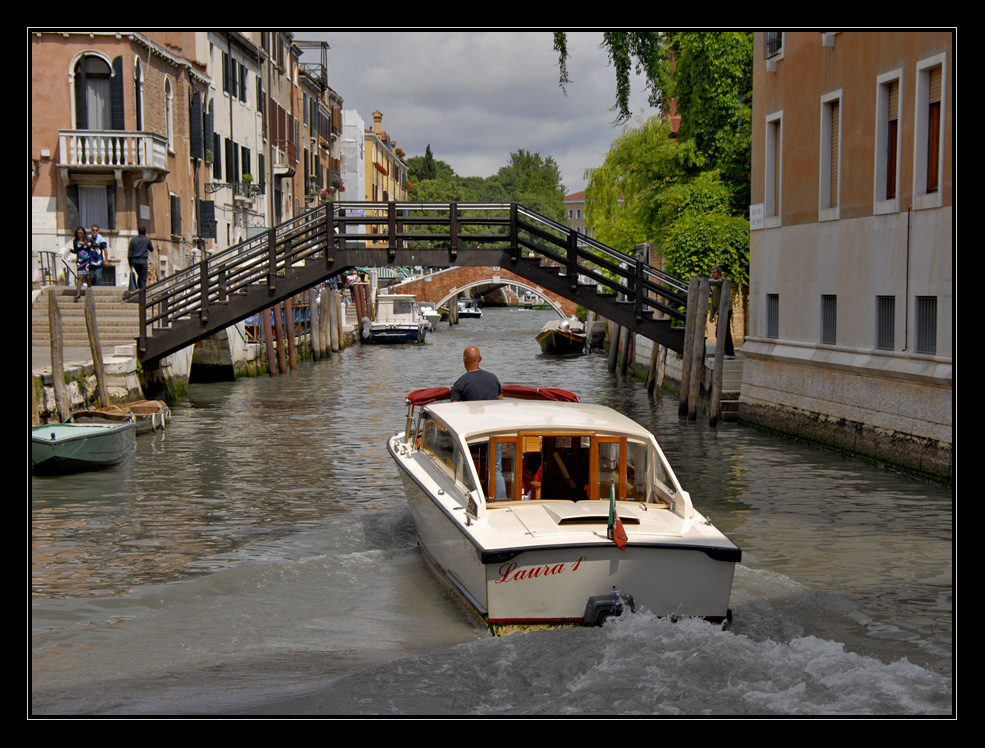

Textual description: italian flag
[608,483,628,551]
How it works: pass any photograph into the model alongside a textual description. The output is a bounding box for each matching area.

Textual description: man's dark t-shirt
[451,369,502,401]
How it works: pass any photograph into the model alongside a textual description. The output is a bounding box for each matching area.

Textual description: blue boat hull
[32,421,137,475]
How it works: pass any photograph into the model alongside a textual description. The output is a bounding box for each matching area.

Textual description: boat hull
[536,329,587,354]
[74,400,171,434]
[369,324,427,343]
[390,439,737,630]
[32,421,136,475]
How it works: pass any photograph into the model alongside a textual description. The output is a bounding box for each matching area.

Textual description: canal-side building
[744,31,953,480]
[260,31,301,227]
[204,32,267,249]
[363,111,410,248]
[30,31,210,288]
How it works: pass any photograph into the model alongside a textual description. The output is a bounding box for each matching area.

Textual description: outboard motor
[582,588,636,627]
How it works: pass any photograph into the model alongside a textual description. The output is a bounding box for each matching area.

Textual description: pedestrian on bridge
[128,226,154,291]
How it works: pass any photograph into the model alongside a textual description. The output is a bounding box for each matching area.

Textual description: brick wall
[396,267,577,316]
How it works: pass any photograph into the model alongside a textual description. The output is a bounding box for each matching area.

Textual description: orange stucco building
[744,31,953,480]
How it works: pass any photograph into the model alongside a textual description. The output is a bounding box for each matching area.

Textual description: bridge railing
[138,200,689,360]
[141,205,332,333]
[333,200,688,322]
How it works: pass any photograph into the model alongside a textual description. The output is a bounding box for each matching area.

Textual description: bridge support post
[199,257,209,323]
[567,229,579,289]
[267,227,277,291]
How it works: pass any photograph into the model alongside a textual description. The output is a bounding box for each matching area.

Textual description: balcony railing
[58,130,169,173]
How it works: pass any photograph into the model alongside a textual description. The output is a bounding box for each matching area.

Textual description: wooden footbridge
[135,201,690,365]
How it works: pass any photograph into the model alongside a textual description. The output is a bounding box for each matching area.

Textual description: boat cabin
[411,400,682,512]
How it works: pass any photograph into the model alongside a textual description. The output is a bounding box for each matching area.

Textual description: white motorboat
[457,298,482,318]
[370,294,428,343]
[418,303,442,331]
[387,386,741,634]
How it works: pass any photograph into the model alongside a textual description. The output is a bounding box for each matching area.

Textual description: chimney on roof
[373,111,383,135]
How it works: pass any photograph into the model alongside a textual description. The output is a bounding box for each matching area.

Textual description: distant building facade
[565,191,587,235]
[744,31,953,480]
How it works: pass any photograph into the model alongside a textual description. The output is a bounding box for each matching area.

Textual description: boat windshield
[466,432,677,506]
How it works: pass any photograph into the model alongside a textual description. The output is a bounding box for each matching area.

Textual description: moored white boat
[387,387,740,634]
[457,298,482,318]
[419,304,442,331]
[370,294,428,343]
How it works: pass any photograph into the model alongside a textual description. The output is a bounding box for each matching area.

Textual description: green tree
[490,149,567,222]
[573,32,751,283]
[554,31,665,123]
[406,145,455,185]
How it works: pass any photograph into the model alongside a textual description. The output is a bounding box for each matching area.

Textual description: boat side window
[392,300,413,316]
[626,440,650,500]
[422,417,476,495]
[650,447,676,500]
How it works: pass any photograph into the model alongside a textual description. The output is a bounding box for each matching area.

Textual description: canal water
[31,308,953,716]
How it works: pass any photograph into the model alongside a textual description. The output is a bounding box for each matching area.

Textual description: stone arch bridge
[392,266,574,317]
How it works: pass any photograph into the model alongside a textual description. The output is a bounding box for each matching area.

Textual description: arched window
[74,54,112,130]
[164,76,174,151]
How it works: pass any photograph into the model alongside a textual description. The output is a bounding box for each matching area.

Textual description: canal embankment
[31,286,358,424]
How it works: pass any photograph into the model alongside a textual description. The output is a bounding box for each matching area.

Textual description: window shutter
[927,67,942,192]
[225,138,234,183]
[213,131,221,178]
[106,185,116,230]
[66,185,80,229]
[829,100,839,208]
[190,91,203,161]
[204,101,214,163]
[170,194,181,236]
[199,199,216,239]
[111,56,125,130]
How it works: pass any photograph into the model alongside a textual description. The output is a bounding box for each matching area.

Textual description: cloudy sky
[293,30,660,195]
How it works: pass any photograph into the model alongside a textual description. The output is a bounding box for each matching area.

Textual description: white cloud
[296,30,658,193]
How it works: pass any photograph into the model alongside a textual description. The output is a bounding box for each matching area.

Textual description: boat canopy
[405,385,580,406]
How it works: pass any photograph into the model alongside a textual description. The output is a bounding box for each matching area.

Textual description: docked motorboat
[387,387,740,634]
[457,298,482,318]
[32,412,137,475]
[419,303,442,331]
[536,316,587,354]
[370,294,428,343]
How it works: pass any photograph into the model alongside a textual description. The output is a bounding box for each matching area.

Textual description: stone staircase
[31,286,141,350]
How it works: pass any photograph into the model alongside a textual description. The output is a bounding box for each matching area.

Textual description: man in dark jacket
[127,226,154,290]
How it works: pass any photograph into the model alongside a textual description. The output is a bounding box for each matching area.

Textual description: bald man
[450,346,503,402]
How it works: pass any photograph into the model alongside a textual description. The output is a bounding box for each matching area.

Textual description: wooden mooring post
[273,302,287,375]
[678,277,699,418]
[262,307,276,377]
[47,291,69,421]
[84,288,109,408]
[309,288,322,360]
